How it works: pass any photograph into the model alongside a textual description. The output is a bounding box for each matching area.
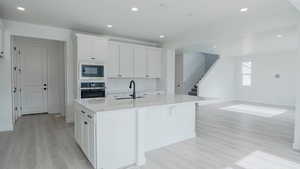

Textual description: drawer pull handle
[87,115,93,119]
[81,111,86,114]
[84,121,88,125]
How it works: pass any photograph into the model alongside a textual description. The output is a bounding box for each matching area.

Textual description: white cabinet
[119,44,134,78]
[108,42,120,78]
[74,108,81,145]
[77,35,92,61]
[81,113,89,155]
[76,34,108,62]
[147,47,162,78]
[87,113,96,167]
[108,42,135,78]
[107,42,162,79]
[134,46,147,78]
[74,99,196,169]
[74,107,96,168]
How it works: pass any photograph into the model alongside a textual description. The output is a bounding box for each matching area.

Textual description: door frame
[12,45,22,121]
[10,34,68,126]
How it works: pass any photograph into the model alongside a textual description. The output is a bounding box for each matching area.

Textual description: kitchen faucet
[129,80,136,99]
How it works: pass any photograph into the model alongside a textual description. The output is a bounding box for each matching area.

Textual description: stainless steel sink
[115,96,144,100]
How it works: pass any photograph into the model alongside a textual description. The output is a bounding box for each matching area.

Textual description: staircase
[188,85,198,96]
[187,53,219,96]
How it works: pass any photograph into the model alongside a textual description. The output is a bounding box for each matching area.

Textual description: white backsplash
[106,78,159,94]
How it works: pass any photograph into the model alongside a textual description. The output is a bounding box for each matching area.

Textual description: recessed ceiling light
[187,13,193,17]
[107,24,113,28]
[277,34,283,38]
[159,35,165,39]
[17,6,25,11]
[240,8,248,12]
[131,7,139,12]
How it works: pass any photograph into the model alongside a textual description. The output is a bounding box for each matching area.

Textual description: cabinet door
[92,38,108,63]
[147,48,162,78]
[87,114,96,167]
[80,112,89,155]
[119,44,134,78]
[77,36,93,61]
[74,110,81,144]
[108,42,120,78]
[134,46,147,78]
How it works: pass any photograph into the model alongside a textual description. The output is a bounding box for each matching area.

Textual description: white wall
[236,50,297,106]
[293,26,300,150]
[0,19,13,131]
[0,20,74,131]
[197,55,237,99]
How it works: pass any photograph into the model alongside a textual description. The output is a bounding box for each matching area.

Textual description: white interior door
[20,44,48,114]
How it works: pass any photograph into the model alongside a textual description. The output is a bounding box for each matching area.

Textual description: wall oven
[80,82,106,99]
[80,63,105,80]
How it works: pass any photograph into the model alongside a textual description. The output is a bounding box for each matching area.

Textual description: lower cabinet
[74,101,196,169]
[74,107,96,168]
[88,113,96,167]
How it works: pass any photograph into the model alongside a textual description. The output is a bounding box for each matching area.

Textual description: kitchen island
[74,94,203,169]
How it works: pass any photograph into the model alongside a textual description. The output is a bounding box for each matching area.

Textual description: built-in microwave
[80,63,105,80]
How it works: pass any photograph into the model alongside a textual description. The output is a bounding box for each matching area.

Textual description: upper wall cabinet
[76,34,108,63]
[119,44,134,78]
[107,41,162,79]
[108,42,120,78]
[147,47,162,78]
[134,46,147,78]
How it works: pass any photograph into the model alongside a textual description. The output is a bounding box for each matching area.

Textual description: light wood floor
[1,101,300,169]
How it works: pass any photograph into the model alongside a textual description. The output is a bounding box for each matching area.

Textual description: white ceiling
[0,0,299,47]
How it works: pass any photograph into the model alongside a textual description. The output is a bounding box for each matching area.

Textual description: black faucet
[129,80,136,99]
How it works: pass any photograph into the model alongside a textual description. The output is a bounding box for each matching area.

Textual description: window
[242,61,252,86]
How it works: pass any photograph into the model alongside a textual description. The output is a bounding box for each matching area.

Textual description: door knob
[43,84,47,86]
[43,88,47,91]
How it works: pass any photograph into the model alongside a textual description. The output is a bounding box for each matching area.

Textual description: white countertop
[75,94,206,113]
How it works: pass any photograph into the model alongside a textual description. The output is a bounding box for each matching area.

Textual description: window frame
[241,61,252,87]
